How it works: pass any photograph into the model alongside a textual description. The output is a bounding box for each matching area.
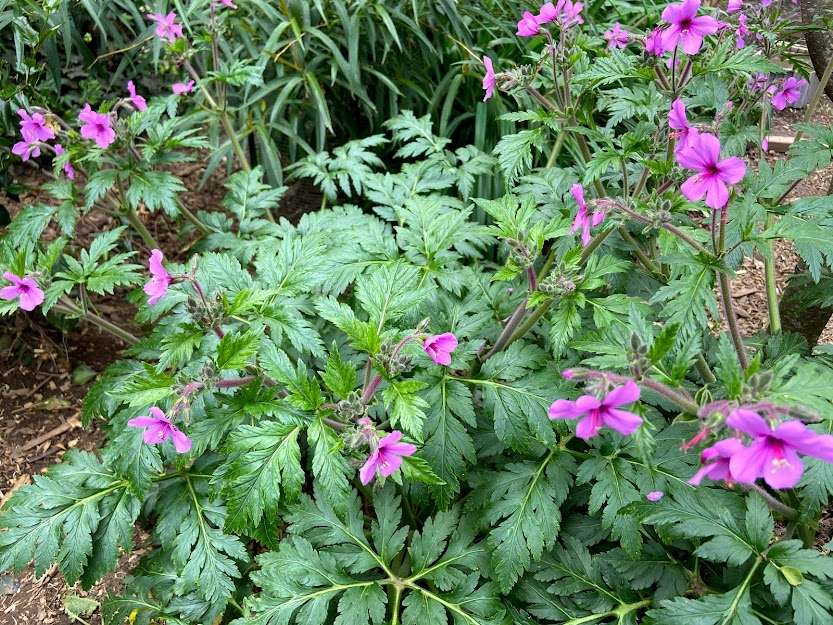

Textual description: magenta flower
[1,272,45,312]
[144,249,171,306]
[12,140,40,161]
[762,137,769,152]
[128,407,192,453]
[17,109,55,143]
[126,80,148,112]
[668,98,699,152]
[147,11,184,43]
[53,144,75,180]
[548,380,642,440]
[517,11,541,36]
[359,431,416,485]
[482,56,497,101]
[749,72,769,92]
[172,80,195,95]
[644,28,665,56]
[537,1,559,23]
[557,0,584,27]
[735,13,748,49]
[646,490,664,501]
[676,132,746,210]
[688,437,745,485]
[569,183,605,246]
[215,0,237,7]
[660,0,720,55]
[78,104,116,149]
[727,0,742,11]
[727,409,833,489]
[769,76,807,111]
[423,332,458,366]
[604,23,629,49]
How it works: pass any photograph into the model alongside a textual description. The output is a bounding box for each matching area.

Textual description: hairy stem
[122,207,160,249]
[182,60,253,175]
[54,298,140,345]
[716,207,749,369]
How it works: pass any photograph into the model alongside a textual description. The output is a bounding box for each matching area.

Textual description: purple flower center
[679,18,692,30]
[95,122,107,133]
[18,284,31,294]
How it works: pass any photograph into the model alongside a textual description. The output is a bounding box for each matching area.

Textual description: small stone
[0,575,21,595]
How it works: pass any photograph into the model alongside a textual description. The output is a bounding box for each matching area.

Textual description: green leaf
[156,475,248,604]
[478,450,576,592]
[0,451,139,588]
[382,379,429,439]
[215,421,304,534]
[216,329,261,371]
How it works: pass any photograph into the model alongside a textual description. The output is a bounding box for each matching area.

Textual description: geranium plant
[2,1,833,624]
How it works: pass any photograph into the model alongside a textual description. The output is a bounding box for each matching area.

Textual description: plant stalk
[54,299,140,345]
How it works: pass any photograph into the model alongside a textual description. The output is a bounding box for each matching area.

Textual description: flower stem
[183,60,253,175]
[747,484,798,520]
[54,298,140,345]
[716,207,749,369]
[123,206,160,249]
[763,216,781,334]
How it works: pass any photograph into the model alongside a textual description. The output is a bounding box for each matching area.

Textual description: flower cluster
[690,409,833,489]
[516,0,583,37]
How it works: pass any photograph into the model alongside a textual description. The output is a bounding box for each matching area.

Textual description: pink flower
[557,0,584,27]
[215,0,237,7]
[78,104,116,149]
[688,437,745,485]
[12,140,40,161]
[769,76,807,111]
[537,1,559,22]
[147,11,183,43]
[668,98,699,152]
[569,183,605,246]
[482,56,497,101]
[172,80,195,95]
[128,406,192,453]
[761,0,772,6]
[644,28,665,56]
[762,137,769,152]
[126,80,148,112]
[726,409,833,489]
[676,132,746,210]
[749,72,769,92]
[646,490,664,501]
[423,332,458,366]
[548,380,642,440]
[359,431,416,485]
[727,0,743,12]
[17,109,55,143]
[604,23,629,49]
[660,0,721,55]
[0,272,44,311]
[735,13,748,48]
[53,144,75,180]
[517,11,541,36]
[144,249,171,306]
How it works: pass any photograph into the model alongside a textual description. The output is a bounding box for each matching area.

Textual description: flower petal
[575,415,602,440]
[762,447,804,489]
[603,380,640,407]
[728,440,769,484]
[548,399,583,420]
[603,408,643,436]
[359,452,379,485]
[726,409,771,437]
[170,426,193,454]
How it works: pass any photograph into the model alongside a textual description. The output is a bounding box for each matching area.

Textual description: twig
[15,415,81,456]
